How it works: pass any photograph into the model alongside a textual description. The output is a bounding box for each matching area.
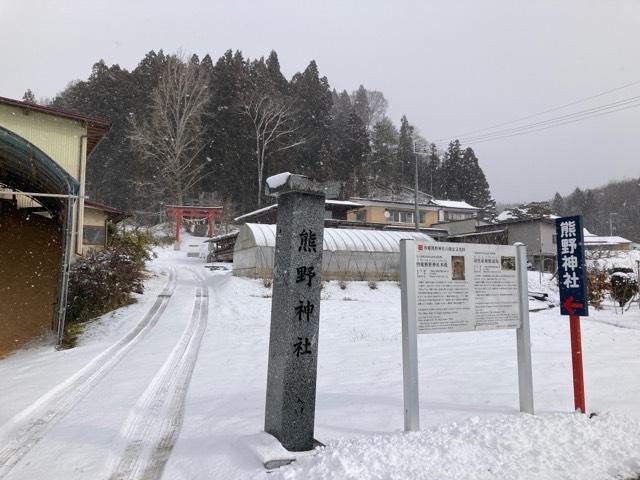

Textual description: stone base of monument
[238,432,324,471]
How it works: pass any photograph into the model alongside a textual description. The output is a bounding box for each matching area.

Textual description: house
[82,200,129,254]
[583,229,632,251]
[431,199,482,222]
[431,217,490,236]
[445,216,558,271]
[345,195,480,228]
[487,217,557,271]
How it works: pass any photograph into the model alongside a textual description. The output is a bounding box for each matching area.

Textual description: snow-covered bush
[65,230,153,326]
[586,266,609,310]
[610,268,638,310]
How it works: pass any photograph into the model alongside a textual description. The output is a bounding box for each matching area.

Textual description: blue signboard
[555,215,589,317]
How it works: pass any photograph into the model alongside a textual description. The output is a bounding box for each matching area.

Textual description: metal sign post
[515,243,534,413]
[400,239,420,431]
[399,239,534,432]
[555,215,589,413]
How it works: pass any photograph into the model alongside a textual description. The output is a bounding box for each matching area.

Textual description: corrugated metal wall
[0,104,85,180]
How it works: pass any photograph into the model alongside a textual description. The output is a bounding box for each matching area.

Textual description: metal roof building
[0,96,110,354]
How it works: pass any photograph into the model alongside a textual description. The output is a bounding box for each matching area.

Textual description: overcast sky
[1,0,639,203]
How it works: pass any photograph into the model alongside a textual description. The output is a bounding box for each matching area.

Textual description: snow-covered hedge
[65,231,153,324]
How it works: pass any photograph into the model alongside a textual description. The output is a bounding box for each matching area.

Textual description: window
[444,211,473,221]
[83,225,106,246]
[355,210,366,221]
[386,210,420,224]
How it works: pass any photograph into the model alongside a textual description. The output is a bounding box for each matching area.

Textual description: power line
[450,94,640,145]
[434,78,640,143]
[433,94,640,147]
[456,96,640,144]
[449,101,640,146]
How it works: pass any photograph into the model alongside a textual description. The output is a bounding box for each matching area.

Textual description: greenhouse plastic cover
[243,223,433,252]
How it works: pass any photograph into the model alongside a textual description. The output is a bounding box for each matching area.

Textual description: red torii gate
[165,205,223,241]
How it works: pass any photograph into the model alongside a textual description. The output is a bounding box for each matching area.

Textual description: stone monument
[264,173,325,452]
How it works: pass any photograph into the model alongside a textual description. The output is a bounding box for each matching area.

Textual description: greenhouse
[232,223,434,281]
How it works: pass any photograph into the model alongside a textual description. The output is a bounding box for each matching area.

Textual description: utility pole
[609,212,617,236]
[413,140,429,232]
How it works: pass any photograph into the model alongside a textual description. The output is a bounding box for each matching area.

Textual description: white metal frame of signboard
[400,239,534,431]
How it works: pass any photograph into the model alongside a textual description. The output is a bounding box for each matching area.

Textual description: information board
[399,239,534,430]
[414,242,520,334]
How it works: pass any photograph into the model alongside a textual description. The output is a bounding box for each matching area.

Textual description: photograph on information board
[451,256,466,280]
[501,256,516,271]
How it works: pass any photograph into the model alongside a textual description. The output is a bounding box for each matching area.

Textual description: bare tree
[367,90,388,129]
[129,54,210,206]
[241,88,306,207]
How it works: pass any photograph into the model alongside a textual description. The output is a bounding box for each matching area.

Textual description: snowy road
[1,245,640,479]
[0,262,209,480]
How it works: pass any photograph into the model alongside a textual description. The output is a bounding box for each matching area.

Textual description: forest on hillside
[550,180,640,241]
[500,179,640,242]
[27,50,494,217]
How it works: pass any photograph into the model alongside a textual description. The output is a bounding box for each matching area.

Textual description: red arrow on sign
[562,295,584,315]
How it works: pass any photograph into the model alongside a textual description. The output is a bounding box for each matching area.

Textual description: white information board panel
[413,241,520,334]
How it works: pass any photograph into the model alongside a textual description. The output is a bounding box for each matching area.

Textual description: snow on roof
[325,200,363,207]
[234,200,362,221]
[496,210,517,221]
[233,204,277,221]
[430,199,479,210]
[496,209,560,222]
[584,235,631,245]
[242,223,434,252]
[205,230,239,242]
[265,172,291,189]
[582,228,631,245]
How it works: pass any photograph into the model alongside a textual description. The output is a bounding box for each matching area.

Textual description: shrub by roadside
[587,265,609,310]
[62,229,154,348]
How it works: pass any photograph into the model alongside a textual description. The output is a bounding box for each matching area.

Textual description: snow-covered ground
[1,239,639,479]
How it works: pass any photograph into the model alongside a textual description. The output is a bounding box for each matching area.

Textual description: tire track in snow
[0,268,178,479]
[108,269,209,480]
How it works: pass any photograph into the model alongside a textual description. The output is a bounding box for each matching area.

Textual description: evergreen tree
[201,50,255,212]
[582,190,601,232]
[22,89,36,103]
[332,90,352,128]
[352,85,370,130]
[397,115,414,187]
[424,143,440,196]
[289,60,333,177]
[370,117,399,181]
[550,192,565,215]
[434,139,463,199]
[460,147,494,215]
[265,51,289,95]
[54,59,141,208]
[331,111,370,196]
[565,187,587,215]
[433,141,494,216]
